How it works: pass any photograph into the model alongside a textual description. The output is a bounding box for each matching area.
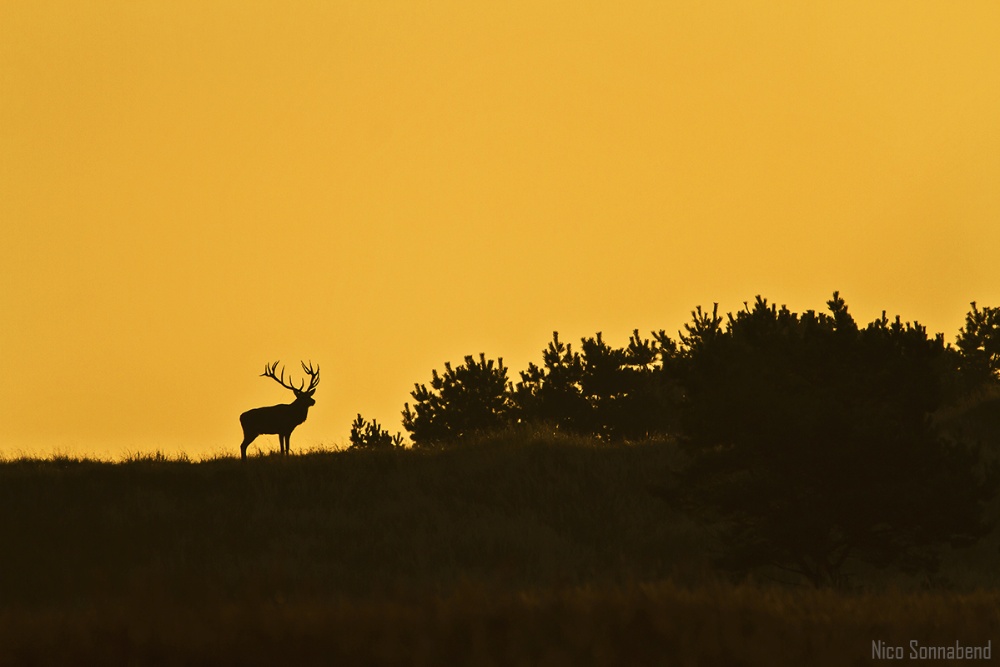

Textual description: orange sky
[2,1,999,459]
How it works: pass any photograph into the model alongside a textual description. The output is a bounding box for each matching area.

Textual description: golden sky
[2,1,999,458]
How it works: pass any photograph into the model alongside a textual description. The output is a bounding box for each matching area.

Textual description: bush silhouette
[669,292,996,586]
[514,332,589,433]
[956,302,1000,390]
[349,414,404,450]
[587,329,680,440]
[402,353,515,446]
[513,330,681,441]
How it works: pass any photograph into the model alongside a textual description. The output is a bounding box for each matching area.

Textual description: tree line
[350,292,1000,587]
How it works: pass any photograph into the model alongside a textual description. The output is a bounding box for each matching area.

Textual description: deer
[239,360,320,461]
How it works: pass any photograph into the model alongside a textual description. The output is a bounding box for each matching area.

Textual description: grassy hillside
[1,431,997,665]
[0,431,697,603]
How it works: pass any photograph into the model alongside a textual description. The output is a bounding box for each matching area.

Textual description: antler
[261,360,320,395]
[261,361,300,393]
[301,360,320,393]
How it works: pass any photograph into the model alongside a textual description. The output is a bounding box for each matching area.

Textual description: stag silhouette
[239,361,320,461]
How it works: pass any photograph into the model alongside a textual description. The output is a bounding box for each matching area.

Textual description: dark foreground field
[1,432,997,666]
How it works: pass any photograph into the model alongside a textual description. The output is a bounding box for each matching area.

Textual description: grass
[1,429,997,665]
[3,583,998,666]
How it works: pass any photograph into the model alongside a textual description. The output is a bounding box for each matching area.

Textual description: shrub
[514,330,681,441]
[671,292,997,587]
[402,353,515,446]
[349,414,404,450]
[956,302,1000,390]
[513,332,588,433]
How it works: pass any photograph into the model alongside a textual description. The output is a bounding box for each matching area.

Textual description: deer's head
[261,360,320,406]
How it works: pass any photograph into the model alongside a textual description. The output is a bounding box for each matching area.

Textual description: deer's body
[239,361,319,461]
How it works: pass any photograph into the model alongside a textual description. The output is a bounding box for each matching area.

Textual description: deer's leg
[240,434,255,461]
